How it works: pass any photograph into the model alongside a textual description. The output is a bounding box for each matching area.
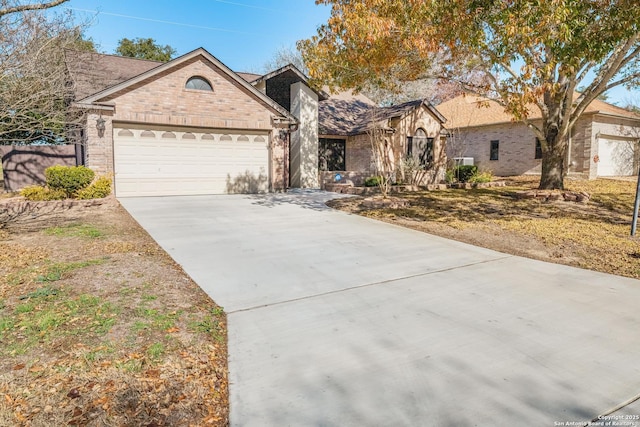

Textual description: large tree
[0,2,92,145]
[300,0,640,189]
[115,37,176,62]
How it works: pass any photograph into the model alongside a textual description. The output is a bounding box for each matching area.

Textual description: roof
[252,64,329,101]
[70,47,296,122]
[319,97,445,136]
[438,94,640,129]
[65,50,162,100]
[237,72,262,83]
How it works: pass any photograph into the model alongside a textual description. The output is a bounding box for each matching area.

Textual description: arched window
[185,76,213,91]
[407,128,434,167]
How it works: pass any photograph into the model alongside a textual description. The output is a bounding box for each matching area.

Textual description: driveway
[120,191,640,426]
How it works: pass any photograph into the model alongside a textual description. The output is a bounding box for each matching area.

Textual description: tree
[115,38,176,62]
[262,45,308,74]
[300,0,640,189]
[0,4,91,145]
[0,0,69,18]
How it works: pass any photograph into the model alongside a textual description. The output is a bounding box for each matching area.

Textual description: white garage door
[598,138,636,177]
[113,128,270,197]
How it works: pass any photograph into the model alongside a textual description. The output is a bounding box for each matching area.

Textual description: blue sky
[66,0,331,73]
[63,0,637,106]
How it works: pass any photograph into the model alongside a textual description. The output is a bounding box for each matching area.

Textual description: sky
[61,0,638,106]
[64,0,331,73]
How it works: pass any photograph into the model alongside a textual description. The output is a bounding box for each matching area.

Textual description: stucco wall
[290,82,319,188]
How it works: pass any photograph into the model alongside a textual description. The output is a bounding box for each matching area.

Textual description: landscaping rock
[362,196,409,209]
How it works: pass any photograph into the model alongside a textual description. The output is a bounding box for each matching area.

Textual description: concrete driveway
[120,191,640,426]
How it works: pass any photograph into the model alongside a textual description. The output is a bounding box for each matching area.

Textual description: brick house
[317,92,448,187]
[66,47,448,197]
[438,95,640,178]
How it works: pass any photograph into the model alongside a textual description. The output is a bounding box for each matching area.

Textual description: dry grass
[328,176,640,279]
[0,198,228,426]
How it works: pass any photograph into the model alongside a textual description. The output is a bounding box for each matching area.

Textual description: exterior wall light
[96,117,106,138]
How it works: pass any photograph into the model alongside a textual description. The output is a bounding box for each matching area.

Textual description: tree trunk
[539,134,566,190]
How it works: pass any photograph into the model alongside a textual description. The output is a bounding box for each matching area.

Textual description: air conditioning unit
[453,157,474,166]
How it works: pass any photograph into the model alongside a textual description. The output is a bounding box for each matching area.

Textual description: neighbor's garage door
[113,128,269,197]
[598,137,636,176]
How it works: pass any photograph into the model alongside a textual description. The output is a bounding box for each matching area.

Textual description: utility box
[454,157,474,166]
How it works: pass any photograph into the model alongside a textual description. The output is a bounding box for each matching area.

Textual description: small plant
[469,170,493,184]
[399,155,427,186]
[75,175,112,199]
[45,165,95,197]
[20,185,66,201]
[364,176,382,187]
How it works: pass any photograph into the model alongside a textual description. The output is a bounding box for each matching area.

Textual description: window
[409,128,434,167]
[535,138,543,159]
[185,76,213,91]
[490,140,499,161]
[319,138,346,171]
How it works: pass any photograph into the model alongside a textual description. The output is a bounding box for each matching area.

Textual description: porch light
[96,117,106,138]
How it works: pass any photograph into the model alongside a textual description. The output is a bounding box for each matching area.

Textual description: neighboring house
[438,95,640,178]
[317,92,448,186]
[65,47,448,197]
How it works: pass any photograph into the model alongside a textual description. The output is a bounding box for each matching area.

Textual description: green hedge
[45,165,95,197]
[451,165,478,183]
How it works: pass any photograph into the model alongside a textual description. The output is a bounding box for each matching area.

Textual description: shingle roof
[319,97,445,136]
[237,72,262,83]
[65,50,162,100]
[438,94,640,129]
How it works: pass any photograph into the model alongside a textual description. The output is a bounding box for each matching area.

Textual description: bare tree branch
[0,0,69,18]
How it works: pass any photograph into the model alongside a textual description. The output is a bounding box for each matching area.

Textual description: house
[437,95,640,178]
[317,93,448,186]
[66,48,298,197]
[64,47,447,197]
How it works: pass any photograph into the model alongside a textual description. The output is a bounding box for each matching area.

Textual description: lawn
[328,176,640,280]
[0,198,228,426]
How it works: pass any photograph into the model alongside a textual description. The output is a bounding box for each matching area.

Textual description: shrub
[75,176,112,199]
[469,170,493,184]
[20,185,66,201]
[451,165,478,183]
[45,165,95,196]
[364,176,382,187]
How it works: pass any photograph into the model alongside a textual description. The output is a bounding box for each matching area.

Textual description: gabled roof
[65,50,162,100]
[438,94,640,129]
[252,64,329,101]
[319,97,446,136]
[72,47,296,121]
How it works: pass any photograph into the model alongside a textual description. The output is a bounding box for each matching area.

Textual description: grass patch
[0,290,118,356]
[44,223,104,239]
[334,177,640,279]
[8,258,108,286]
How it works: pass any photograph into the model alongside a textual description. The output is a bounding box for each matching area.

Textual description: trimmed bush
[364,176,382,187]
[20,185,67,201]
[451,165,478,183]
[45,165,95,196]
[75,176,112,199]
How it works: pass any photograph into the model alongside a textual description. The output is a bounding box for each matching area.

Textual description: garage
[113,127,270,197]
[597,137,637,177]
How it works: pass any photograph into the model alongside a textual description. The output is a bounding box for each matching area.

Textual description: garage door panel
[598,138,636,177]
[114,128,269,197]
